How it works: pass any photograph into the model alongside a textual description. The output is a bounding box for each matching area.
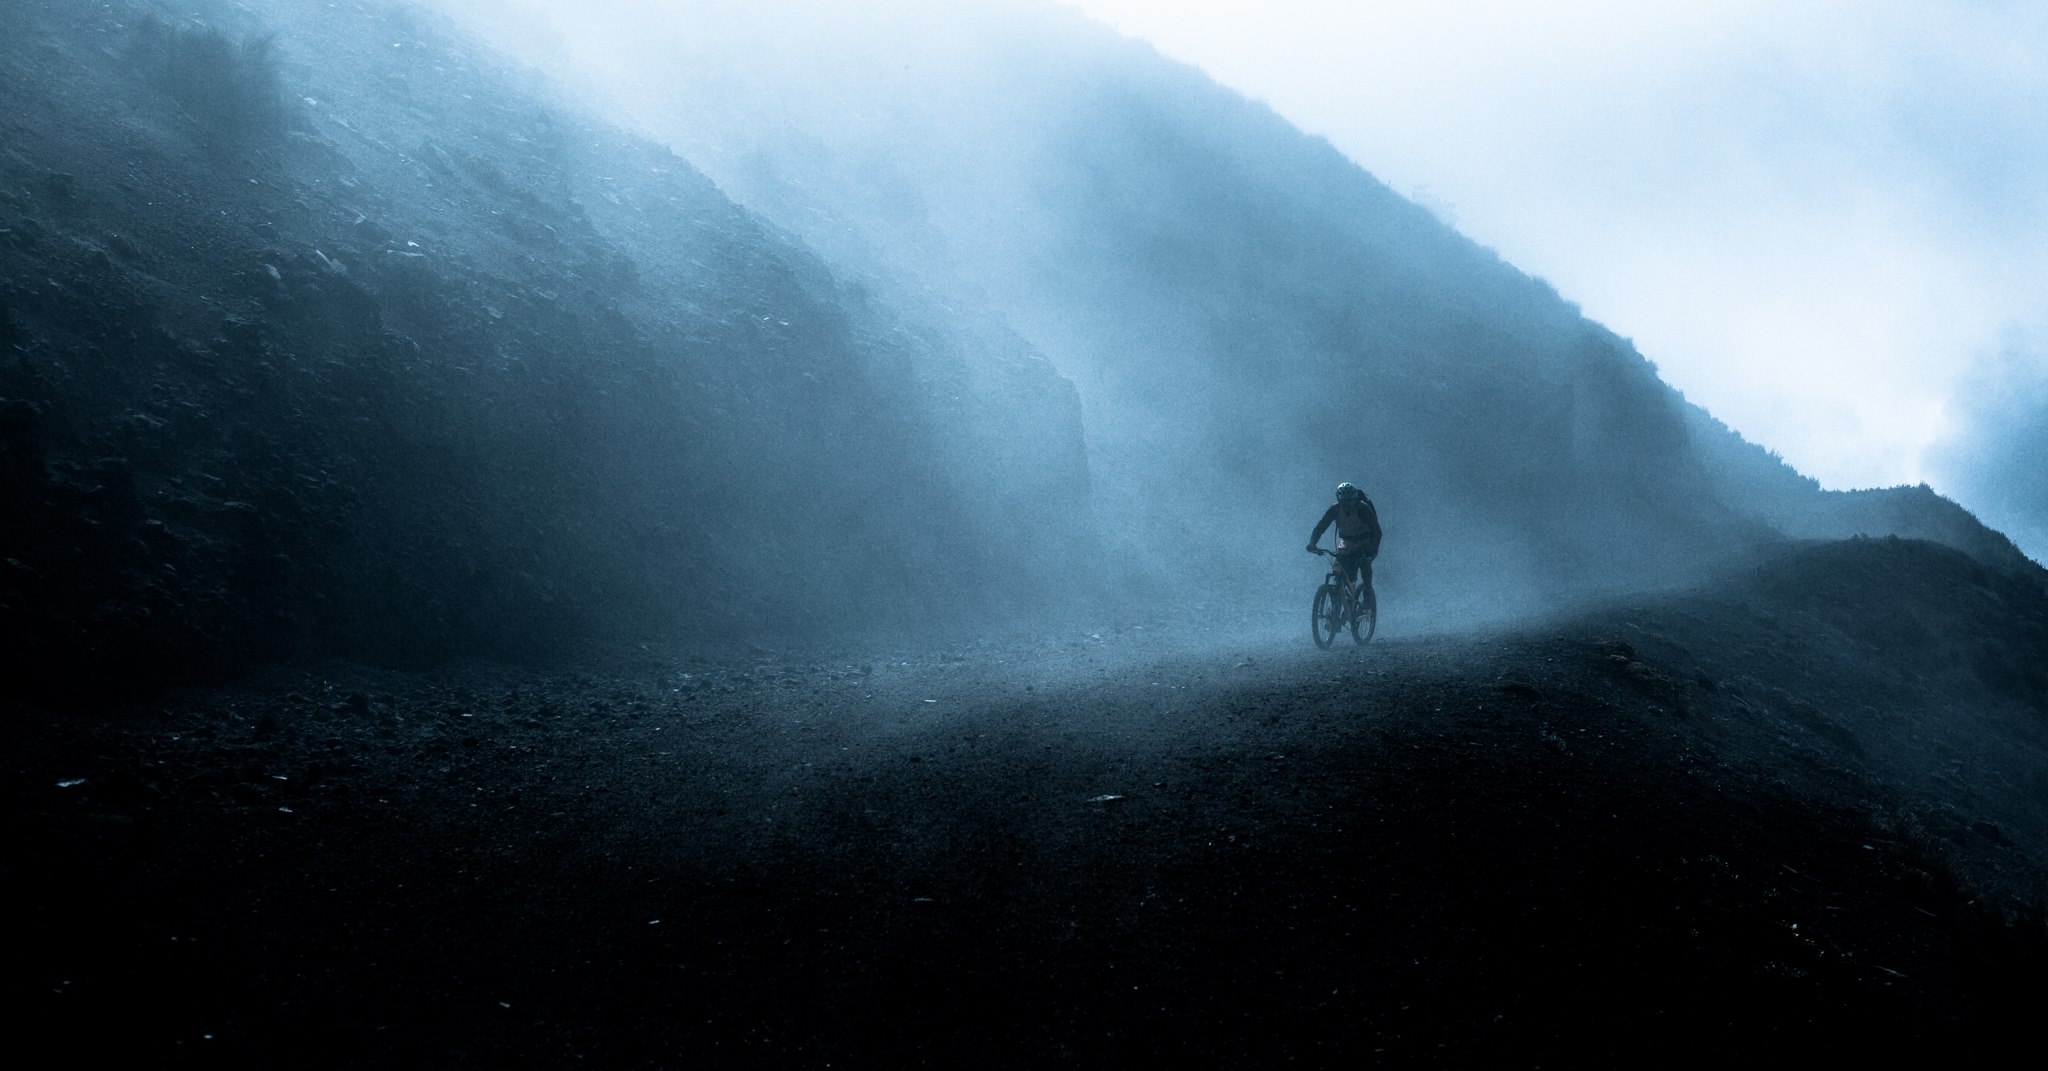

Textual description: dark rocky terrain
[1,0,1091,698]
[12,538,2048,1065]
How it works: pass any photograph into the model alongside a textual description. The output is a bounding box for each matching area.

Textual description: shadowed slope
[12,538,2045,1064]
[0,0,1092,696]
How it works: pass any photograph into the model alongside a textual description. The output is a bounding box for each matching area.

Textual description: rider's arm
[1307,504,1337,549]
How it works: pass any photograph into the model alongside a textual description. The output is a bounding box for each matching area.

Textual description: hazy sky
[1065,0,2047,506]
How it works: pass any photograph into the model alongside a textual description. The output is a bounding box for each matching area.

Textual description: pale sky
[1064,0,2048,503]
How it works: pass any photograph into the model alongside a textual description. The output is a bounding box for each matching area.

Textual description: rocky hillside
[5,0,2035,700]
[1683,405,2038,576]
[474,0,2037,609]
[0,0,1092,696]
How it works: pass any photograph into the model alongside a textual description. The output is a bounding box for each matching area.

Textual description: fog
[6,0,2039,699]
[426,0,1796,636]
[1073,0,2048,499]
[1063,0,2048,563]
[1928,333,2048,564]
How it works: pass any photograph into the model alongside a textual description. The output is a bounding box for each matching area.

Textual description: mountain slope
[461,0,2038,609]
[0,0,1092,694]
[7,4,2046,1059]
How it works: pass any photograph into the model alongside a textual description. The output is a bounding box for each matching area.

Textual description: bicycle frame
[1309,547,1358,611]
[1307,545,1375,648]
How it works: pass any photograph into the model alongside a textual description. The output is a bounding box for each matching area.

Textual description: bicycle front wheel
[1311,582,1341,648]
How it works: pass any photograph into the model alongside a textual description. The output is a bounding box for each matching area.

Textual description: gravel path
[12,558,2048,1065]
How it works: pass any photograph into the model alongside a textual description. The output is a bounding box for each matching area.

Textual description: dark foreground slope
[0,0,1089,696]
[13,537,2045,1066]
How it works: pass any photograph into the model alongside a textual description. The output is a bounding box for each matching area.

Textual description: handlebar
[1307,546,1330,556]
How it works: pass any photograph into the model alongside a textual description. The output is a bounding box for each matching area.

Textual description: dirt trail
[13,588,2045,1066]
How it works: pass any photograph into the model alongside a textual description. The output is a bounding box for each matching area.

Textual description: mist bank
[438,0,2039,609]
[0,0,1094,696]
[3,0,2039,697]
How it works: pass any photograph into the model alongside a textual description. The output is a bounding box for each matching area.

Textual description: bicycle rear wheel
[1352,597,1375,644]
[1311,582,1341,648]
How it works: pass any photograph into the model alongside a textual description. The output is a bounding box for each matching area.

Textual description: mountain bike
[1308,547,1376,648]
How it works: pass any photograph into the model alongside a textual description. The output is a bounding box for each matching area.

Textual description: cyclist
[1307,482,1381,616]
